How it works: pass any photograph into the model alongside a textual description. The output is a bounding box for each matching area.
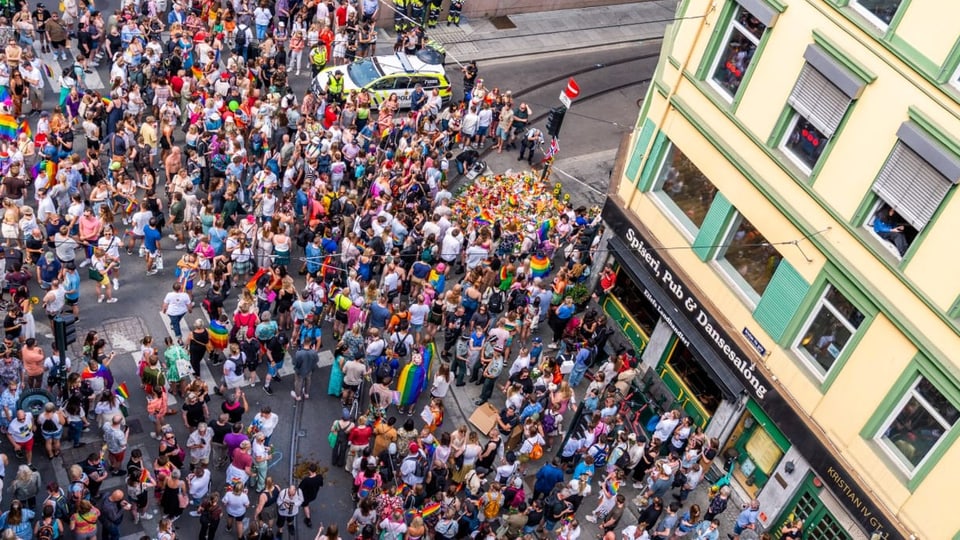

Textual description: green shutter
[754,261,810,342]
[638,131,669,191]
[625,119,656,185]
[692,193,733,260]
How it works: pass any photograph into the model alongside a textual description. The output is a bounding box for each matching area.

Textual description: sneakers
[175,244,186,250]
[548,343,559,350]
[584,514,597,523]
[98,295,105,303]
[142,512,154,520]
[146,269,159,276]
[303,393,309,400]
[189,511,201,517]
[167,234,178,240]
[263,385,273,395]
[79,259,90,268]
[113,278,119,290]
[197,280,206,288]
[632,482,645,489]
[304,517,312,528]
[290,390,301,401]
[106,298,118,303]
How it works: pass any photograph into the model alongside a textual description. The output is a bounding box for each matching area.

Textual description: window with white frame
[709,5,767,100]
[850,0,903,30]
[794,285,865,378]
[716,214,783,302]
[878,376,959,474]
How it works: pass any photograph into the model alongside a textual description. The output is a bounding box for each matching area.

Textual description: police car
[311,50,452,110]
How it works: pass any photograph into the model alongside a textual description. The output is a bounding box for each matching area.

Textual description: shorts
[259,503,277,522]
[409,323,423,333]
[1,224,18,239]
[267,361,282,376]
[110,450,126,463]
[130,491,148,508]
[41,428,62,440]
[477,126,489,137]
[51,39,66,48]
[15,437,34,453]
[342,382,359,393]
[65,297,78,306]
[497,126,510,141]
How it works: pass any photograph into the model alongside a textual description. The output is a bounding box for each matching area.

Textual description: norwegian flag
[543,138,560,161]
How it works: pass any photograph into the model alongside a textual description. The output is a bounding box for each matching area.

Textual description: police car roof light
[396,52,415,73]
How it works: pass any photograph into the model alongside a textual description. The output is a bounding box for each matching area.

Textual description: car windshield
[347,59,381,88]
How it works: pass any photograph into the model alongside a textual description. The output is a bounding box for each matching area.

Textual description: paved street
[10,26,663,539]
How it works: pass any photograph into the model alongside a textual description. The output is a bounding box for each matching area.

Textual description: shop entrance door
[775,477,852,540]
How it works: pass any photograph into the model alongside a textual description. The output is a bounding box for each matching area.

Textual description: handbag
[328,426,338,448]
[88,267,104,282]
[178,490,189,508]
[347,520,359,535]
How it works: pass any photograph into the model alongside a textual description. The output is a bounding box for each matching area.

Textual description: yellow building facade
[602,0,960,538]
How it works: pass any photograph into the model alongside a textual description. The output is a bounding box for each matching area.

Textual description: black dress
[160,480,184,517]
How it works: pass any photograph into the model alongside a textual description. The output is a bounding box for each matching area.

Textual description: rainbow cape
[397,343,436,407]
[31,159,57,185]
[209,319,229,350]
[0,114,17,141]
[530,254,550,278]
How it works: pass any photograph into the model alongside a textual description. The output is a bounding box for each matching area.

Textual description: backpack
[412,454,427,478]
[47,493,70,522]
[374,355,393,382]
[482,492,502,519]
[233,355,245,376]
[509,289,528,310]
[68,480,89,513]
[590,443,608,468]
[36,523,54,540]
[487,289,504,314]
[541,411,557,435]
[529,441,543,461]
[236,24,248,47]
[614,445,631,470]
[392,332,409,358]
[357,476,379,499]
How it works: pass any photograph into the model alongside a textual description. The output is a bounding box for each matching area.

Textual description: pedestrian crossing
[32,41,106,91]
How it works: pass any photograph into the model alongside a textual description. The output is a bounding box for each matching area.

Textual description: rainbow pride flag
[101,97,113,107]
[31,159,57,184]
[124,198,137,214]
[529,254,550,278]
[0,114,17,141]
[115,382,130,399]
[396,360,426,407]
[209,318,229,350]
[42,64,52,78]
[191,65,204,80]
[537,218,554,242]
[474,208,494,227]
[245,268,267,293]
[16,120,31,140]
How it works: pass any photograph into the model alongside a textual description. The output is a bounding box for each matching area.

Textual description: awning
[608,236,746,400]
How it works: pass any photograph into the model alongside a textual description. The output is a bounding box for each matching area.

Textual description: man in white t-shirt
[161,282,192,340]
[127,206,153,255]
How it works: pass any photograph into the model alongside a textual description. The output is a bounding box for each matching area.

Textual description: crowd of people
[0,0,795,538]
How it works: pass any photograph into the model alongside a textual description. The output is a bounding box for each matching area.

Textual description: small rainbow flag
[421,501,441,517]
[474,208,495,227]
[139,468,150,484]
[192,65,204,80]
[209,318,229,350]
[508,194,519,206]
[0,114,17,141]
[42,64,52,78]
[537,218,554,242]
[101,97,113,107]
[124,198,137,214]
[31,159,57,182]
[16,120,31,140]
[115,382,130,399]
[530,254,550,278]
[245,268,267,294]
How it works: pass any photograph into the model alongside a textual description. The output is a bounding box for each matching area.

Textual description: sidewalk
[381,1,678,64]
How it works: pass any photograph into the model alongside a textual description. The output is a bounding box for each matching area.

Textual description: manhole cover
[490,15,516,29]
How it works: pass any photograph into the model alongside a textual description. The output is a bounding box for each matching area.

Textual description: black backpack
[36,523,54,540]
[236,25,248,47]
[392,332,409,358]
[488,290,504,314]
[233,353,246,376]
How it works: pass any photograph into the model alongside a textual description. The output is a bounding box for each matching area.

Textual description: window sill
[863,438,920,491]
[859,226,906,267]
[649,192,700,243]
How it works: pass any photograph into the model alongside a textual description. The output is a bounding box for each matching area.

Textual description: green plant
[292,454,329,480]
[568,283,591,305]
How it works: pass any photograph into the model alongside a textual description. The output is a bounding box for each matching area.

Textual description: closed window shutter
[753,261,809,343]
[872,143,952,230]
[787,65,850,137]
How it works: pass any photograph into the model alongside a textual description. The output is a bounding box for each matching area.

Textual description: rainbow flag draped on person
[31,159,58,186]
[209,318,229,350]
[396,346,432,407]
[0,114,17,141]
[529,253,550,278]
[537,218,554,242]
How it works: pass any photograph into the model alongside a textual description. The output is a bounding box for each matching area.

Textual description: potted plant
[568,283,591,312]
